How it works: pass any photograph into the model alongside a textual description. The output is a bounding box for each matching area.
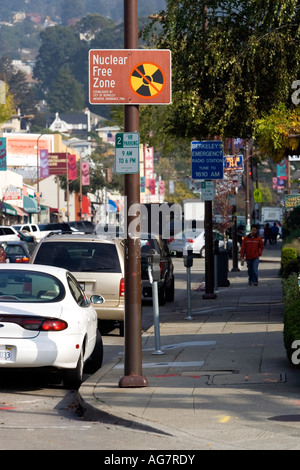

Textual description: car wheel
[166,276,175,302]
[119,321,124,337]
[85,330,103,373]
[200,246,205,258]
[158,283,166,306]
[63,348,84,390]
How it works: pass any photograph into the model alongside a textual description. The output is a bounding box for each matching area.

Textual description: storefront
[23,196,38,222]
[1,202,17,225]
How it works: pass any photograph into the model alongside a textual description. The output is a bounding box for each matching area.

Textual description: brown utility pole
[119,0,148,388]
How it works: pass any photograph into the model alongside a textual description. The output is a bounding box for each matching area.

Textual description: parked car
[2,241,30,263]
[13,223,41,241]
[141,233,175,305]
[38,222,84,235]
[16,229,36,243]
[0,226,19,242]
[30,234,125,336]
[0,264,104,389]
[68,221,95,234]
[168,230,237,258]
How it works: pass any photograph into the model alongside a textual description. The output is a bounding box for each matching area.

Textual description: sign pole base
[119,375,148,388]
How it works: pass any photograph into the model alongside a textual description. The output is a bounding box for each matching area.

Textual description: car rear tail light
[120,278,125,297]
[40,319,68,331]
[15,257,30,263]
[186,239,195,243]
[0,315,68,331]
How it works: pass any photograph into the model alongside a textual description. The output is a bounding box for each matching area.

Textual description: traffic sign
[201,180,215,201]
[253,188,262,202]
[191,141,224,180]
[115,132,139,174]
[89,49,171,105]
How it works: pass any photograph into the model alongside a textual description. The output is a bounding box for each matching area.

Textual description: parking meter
[147,249,161,283]
[147,249,163,354]
[183,246,193,320]
[183,247,193,268]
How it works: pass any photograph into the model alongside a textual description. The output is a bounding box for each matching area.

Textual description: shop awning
[2,202,17,216]
[10,205,29,217]
[23,196,38,214]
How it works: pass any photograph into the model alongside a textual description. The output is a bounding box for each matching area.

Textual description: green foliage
[142,0,300,139]
[253,104,300,162]
[0,83,15,124]
[282,244,300,365]
[47,65,84,113]
[283,298,300,366]
[282,273,300,304]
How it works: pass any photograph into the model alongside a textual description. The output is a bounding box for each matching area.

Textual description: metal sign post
[191,141,224,299]
[118,0,148,388]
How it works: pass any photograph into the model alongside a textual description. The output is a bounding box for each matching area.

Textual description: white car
[0,264,104,389]
[0,226,20,242]
[168,230,235,257]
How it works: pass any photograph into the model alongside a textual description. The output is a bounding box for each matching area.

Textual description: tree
[142,0,300,140]
[47,65,85,113]
[0,57,36,115]
[253,104,300,162]
[34,26,82,95]
[0,82,15,124]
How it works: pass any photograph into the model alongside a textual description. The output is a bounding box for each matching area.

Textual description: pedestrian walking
[263,223,272,246]
[240,224,264,286]
[271,222,279,244]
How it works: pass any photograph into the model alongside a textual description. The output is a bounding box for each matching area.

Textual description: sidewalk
[79,241,300,450]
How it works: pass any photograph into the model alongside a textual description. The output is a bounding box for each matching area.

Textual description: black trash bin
[216,249,230,287]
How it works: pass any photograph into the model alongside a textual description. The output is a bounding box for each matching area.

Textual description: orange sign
[89,49,171,105]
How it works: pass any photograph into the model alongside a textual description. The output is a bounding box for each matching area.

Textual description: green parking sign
[115,132,140,174]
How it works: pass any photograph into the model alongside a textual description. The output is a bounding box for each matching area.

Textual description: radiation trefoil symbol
[129,62,166,99]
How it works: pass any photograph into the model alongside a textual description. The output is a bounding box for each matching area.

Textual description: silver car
[30,234,125,336]
[168,230,235,257]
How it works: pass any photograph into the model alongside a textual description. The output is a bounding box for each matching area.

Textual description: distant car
[168,230,237,258]
[141,233,175,305]
[30,234,125,336]
[16,230,36,243]
[0,264,104,389]
[68,221,95,234]
[2,241,30,263]
[38,222,84,235]
[0,226,19,242]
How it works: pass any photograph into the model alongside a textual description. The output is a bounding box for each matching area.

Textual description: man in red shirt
[240,224,264,286]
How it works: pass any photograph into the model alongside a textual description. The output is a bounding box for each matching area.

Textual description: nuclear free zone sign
[89,49,171,105]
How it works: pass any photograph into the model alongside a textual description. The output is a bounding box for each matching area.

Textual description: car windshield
[5,245,25,255]
[34,241,122,273]
[0,270,65,302]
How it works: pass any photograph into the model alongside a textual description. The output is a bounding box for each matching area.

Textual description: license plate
[0,346,13,362]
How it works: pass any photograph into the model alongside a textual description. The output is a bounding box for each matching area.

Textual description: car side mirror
[90,294,105,304]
